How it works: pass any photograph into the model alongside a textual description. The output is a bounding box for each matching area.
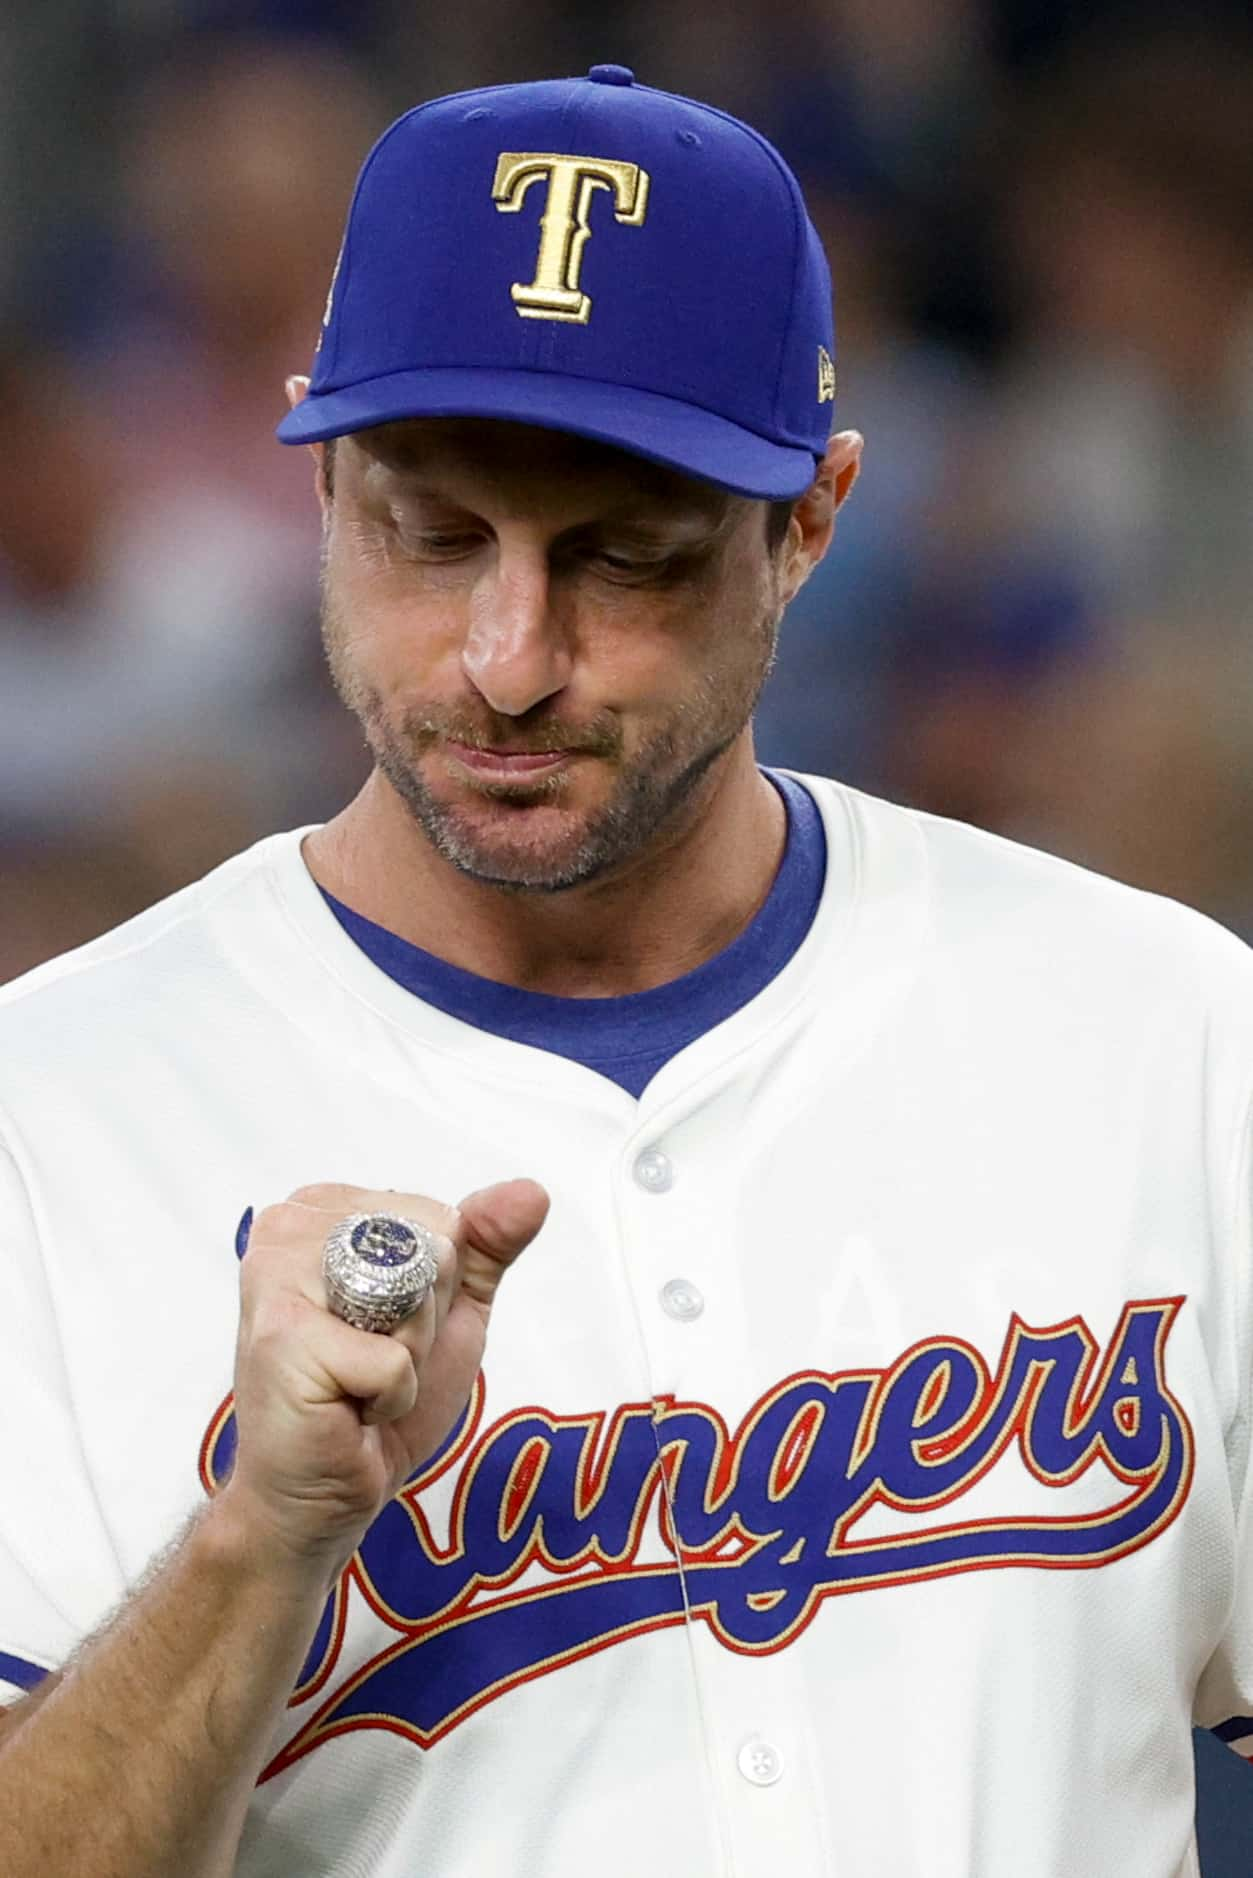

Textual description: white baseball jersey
[2,775,1252,1877]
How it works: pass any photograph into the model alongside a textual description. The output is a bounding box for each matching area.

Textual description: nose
[460,540,572,719]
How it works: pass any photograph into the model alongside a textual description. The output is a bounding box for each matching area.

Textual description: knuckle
[390,1298,434,1354]
[245,1201,290,1243]
[243,1292,304,1352]
[386,1195,459,1235]
[246,1199,326,1250]
[380,1340,416,1389]
[237,1261,261,1313]
[286,1182,354,1209]
[238,1248,278,1307]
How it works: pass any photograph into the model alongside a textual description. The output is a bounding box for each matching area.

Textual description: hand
[216,1178,549,1579]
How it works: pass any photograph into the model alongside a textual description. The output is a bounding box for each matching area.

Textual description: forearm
[0,1490,333,1878]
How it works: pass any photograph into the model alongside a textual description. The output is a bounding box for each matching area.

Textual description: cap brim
[276,367,820,500]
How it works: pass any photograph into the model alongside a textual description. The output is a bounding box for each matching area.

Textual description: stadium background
[2,0,1251,1861]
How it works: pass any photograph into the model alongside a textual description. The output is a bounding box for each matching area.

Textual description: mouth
[444,740,575,782]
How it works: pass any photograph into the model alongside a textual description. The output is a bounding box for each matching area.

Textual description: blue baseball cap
[277,65,837,499]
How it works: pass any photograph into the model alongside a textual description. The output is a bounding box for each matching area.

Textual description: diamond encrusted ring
[321,1212,441,1334]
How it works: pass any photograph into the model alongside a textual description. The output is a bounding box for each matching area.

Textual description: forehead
[346,417,741,525]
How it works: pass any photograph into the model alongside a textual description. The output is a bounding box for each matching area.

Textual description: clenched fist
[216,1178,549,1580]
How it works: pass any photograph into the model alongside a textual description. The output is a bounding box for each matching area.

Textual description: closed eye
[593,550,665,572]
[583,545,687,584]
[390,522,484,558]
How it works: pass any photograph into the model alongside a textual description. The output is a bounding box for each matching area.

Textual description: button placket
[618,1123,722,1392]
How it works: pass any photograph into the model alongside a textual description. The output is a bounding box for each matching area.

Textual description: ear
[778,429,863,604]
[285,374,333,514]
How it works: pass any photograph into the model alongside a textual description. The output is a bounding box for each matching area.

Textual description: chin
[438,834,612,895]
[378,731,712,894]
[413,788,613,893]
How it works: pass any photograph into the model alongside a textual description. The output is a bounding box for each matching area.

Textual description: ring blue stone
[349,1215,423,1265]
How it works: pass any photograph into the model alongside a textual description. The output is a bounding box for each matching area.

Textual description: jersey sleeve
[0,1131,125,1702]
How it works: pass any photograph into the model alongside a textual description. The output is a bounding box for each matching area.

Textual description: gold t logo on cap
[492,152,650,324]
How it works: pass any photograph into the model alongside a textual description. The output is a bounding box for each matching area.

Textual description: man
[0,66,1250,1878]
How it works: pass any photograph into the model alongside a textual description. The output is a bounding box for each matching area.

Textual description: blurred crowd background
[3,0,1253,1857]
[1,0,1252,991]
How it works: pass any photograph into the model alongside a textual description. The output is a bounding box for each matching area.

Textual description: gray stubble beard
[321,582,782,895]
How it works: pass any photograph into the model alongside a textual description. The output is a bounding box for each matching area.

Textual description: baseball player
[0,66,1251,1878]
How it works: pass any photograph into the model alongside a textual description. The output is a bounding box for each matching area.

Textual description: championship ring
[321,1212,441,1333]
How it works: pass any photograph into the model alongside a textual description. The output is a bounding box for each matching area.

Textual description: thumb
[454,1178,550,1306]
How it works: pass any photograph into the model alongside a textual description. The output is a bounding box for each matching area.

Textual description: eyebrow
[361,428,736,523]
[370,474,735,538]
[580,507,736,544]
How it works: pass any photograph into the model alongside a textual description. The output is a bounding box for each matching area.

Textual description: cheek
[326,535,469,696]
[580,560,773,708]
[647,557,776,680]
[567,614,700,726]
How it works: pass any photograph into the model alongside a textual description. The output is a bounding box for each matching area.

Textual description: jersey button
[737,1739,784,1786]
[660,1278,704,1322]
[633,1147,673,1193]
[587,63,635,86]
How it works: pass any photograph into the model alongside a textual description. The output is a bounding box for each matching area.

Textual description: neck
[302,741,787,998]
